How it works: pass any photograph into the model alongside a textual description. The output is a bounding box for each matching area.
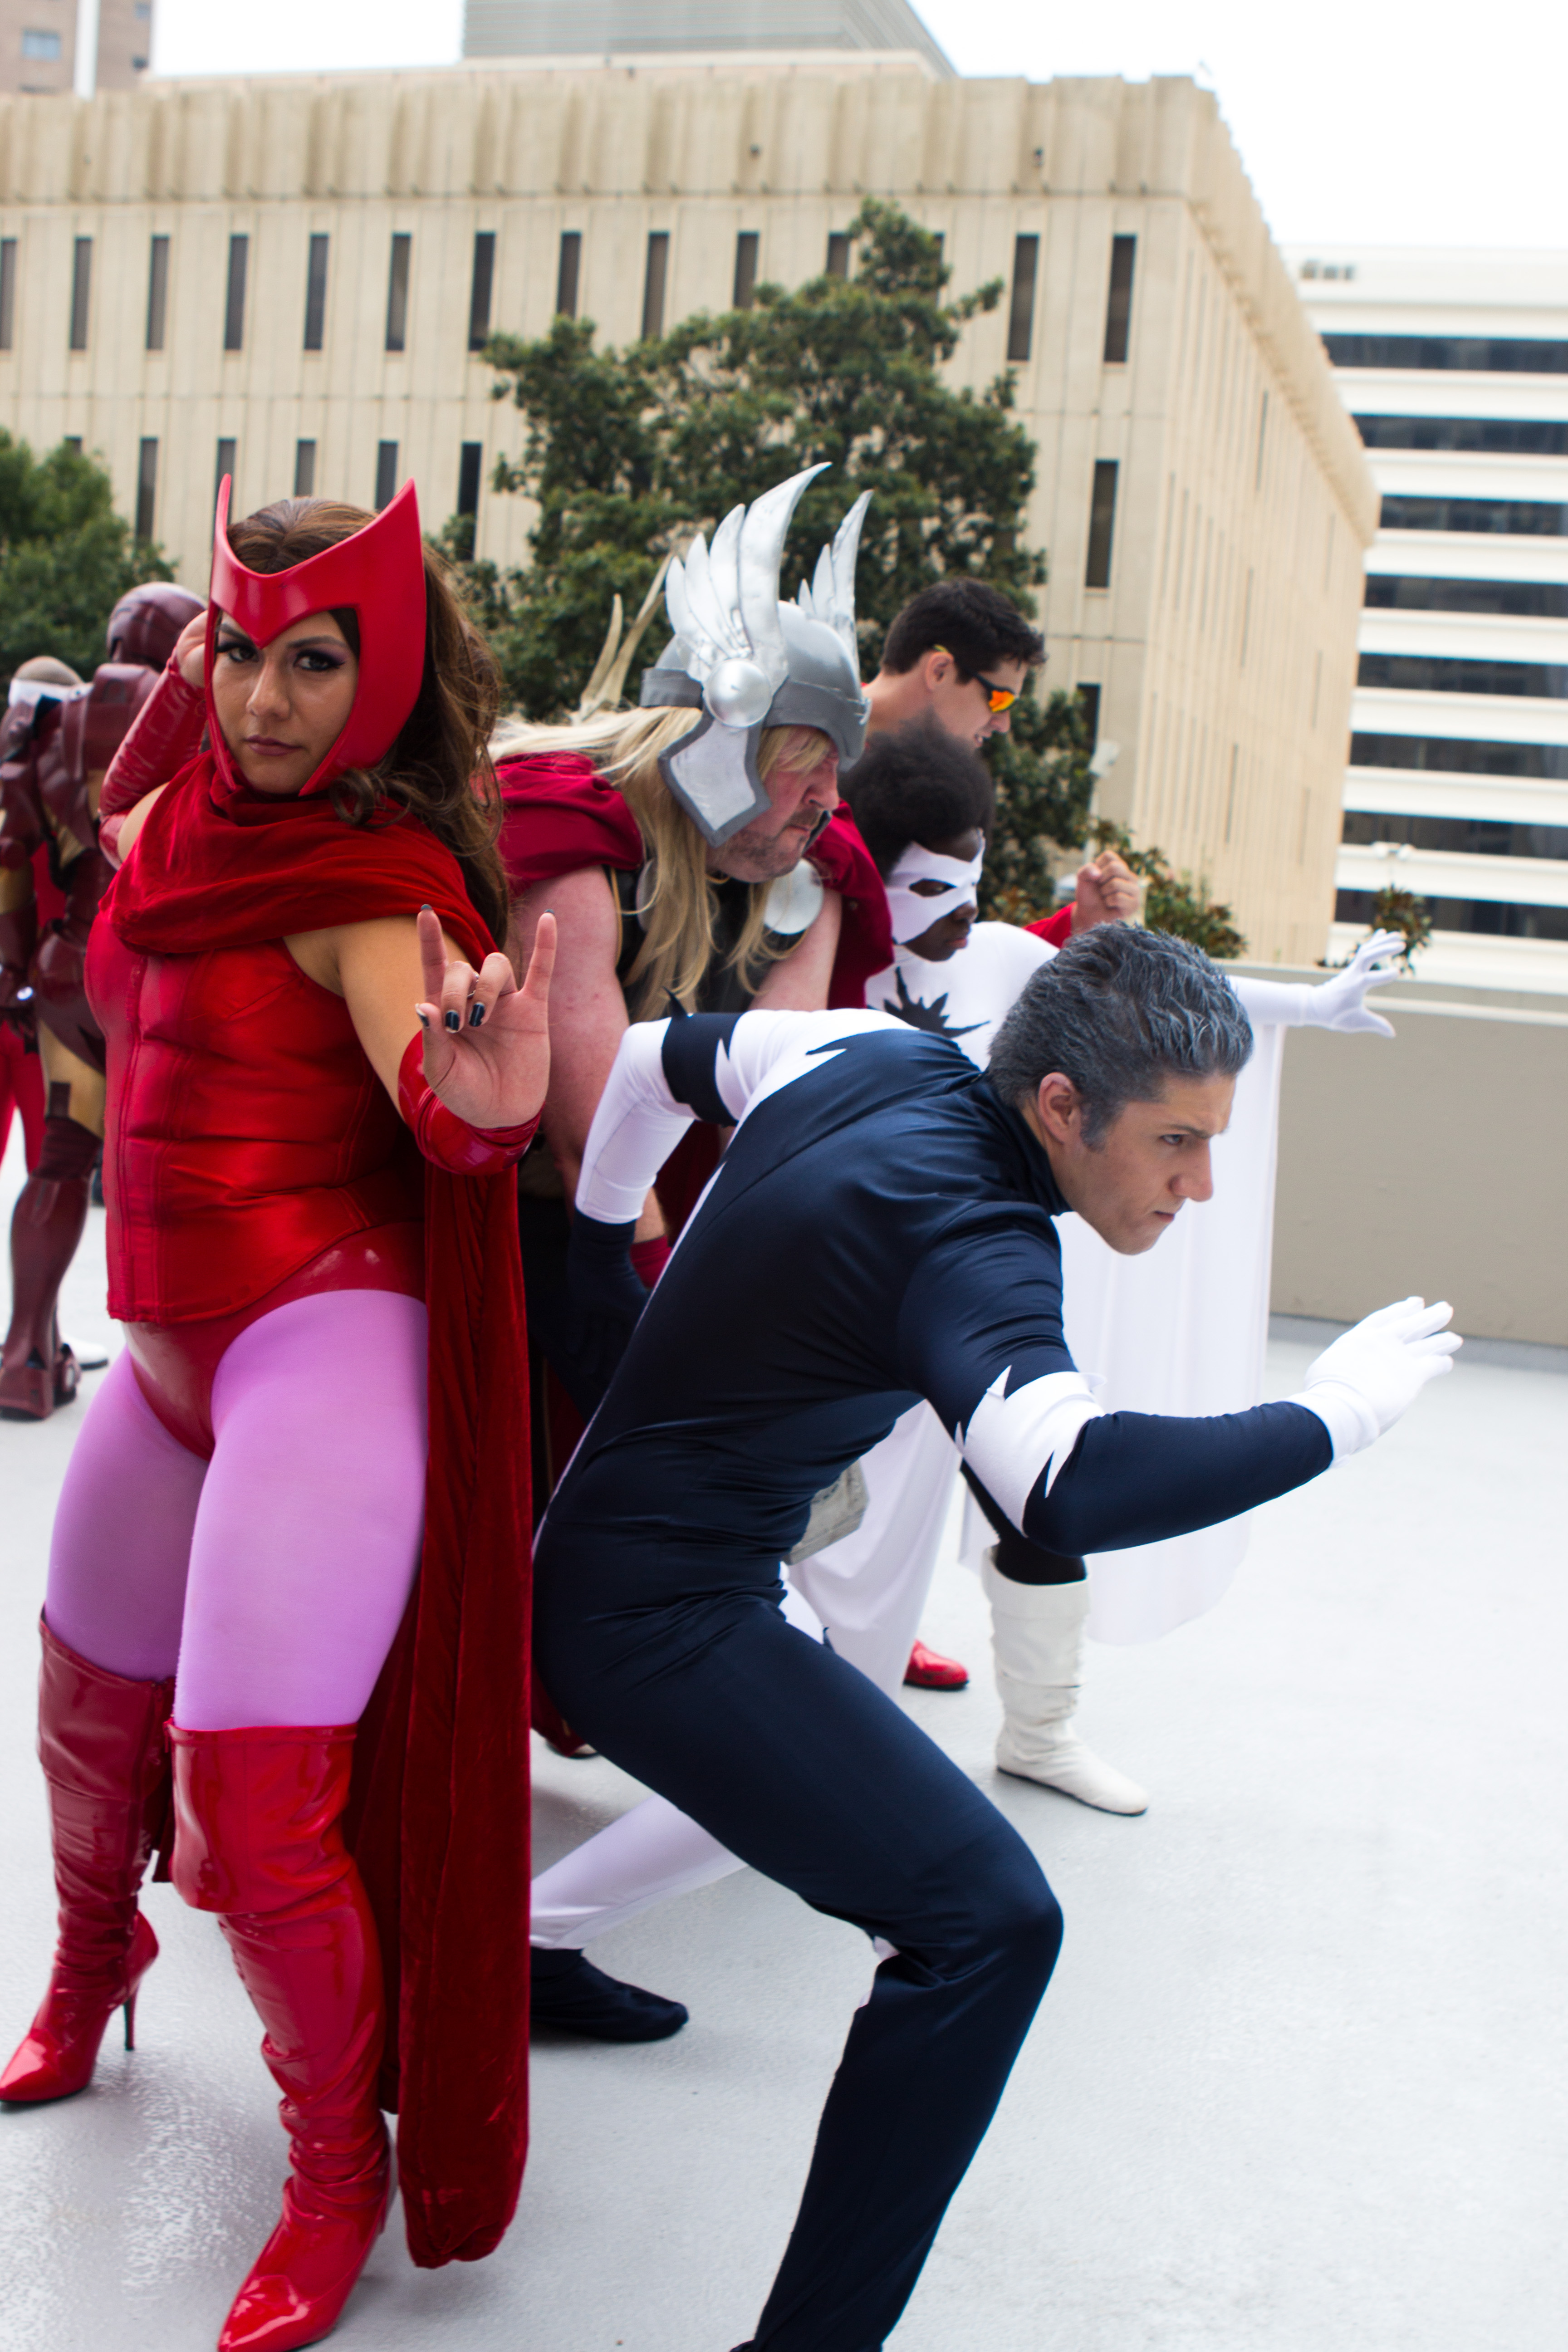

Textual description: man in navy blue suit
[538,923,1457,2352]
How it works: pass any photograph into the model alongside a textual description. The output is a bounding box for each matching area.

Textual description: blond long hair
[494,707,830,1018]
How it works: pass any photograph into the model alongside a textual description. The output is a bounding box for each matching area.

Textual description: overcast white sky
[151,0,1568,254]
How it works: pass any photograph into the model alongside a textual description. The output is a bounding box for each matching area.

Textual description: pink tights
[45,1289,429,1731]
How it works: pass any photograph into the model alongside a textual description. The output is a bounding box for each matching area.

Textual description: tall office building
[463,0,954,76]
[1293,249,1568,990]
[0,65,1374,960]
[0,0,152,96]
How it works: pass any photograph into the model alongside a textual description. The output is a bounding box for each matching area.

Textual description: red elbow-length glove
[396,1033,540,1174]
[98,658,207,862]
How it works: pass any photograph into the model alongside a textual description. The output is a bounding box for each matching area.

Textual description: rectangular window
[457,441,483,518]
[825,232,851,279]
[64,436,82,453]
[385,234,411,353]
[294,439,316,498]
[1085,461,1118,589]
[641,232,669,341]
[304,234,328,352]
[214,437,236,506]
[1077,683,1101,748]
[555,231,581,319]
[1254,390,1269,491]
[0,240,16,352]
[1006,235,1038,365]
[145,234,169,352]
[468,231,495,352]
[69,238,91,352]
[1103,235,1135,363]
[135,438,158,541]
[733,231,759,311]
[21,28,61,57]
[223,235,247,353]
[375,441,398,511]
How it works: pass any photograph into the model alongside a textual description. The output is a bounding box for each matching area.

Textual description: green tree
[977,685,1098,924]
[0,433,170,681]
[1085,818,1249,960]
[459,198,1044,717]
[1362,882,1431,970]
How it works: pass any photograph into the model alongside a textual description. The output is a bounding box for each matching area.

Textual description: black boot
[529,1947,688,2043]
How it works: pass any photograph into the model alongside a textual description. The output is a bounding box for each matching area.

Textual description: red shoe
[169,1725,390,2352]
[0,1620,174,2104]
[904,1640,970,1691]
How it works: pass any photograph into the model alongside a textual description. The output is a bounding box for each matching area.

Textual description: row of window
[1335,887,1568,942]
[128,435,488,540]
[1342,809,1568,861]
[1356,414,1568,456]
[1365,575,1568,618]
[0,223,1142,368]
[1358,652,1568,700]
[1350,731,1568,780]
[1380,495,1568,538]
[1325,335,1568,375]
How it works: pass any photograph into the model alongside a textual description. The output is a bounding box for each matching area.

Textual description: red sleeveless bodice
[88,922,422,1324]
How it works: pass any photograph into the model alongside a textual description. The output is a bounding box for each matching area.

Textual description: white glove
[1297,931,1403,1036]
[1291,1297,1461,1459]
[1231,934,1403,1037]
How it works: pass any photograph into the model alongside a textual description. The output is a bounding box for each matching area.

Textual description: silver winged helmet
[638,464,872,847]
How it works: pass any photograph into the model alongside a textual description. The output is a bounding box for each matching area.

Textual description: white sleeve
[1230,975,1311,1029]
[574,1022,692,1223]
[574,1009,897,1222]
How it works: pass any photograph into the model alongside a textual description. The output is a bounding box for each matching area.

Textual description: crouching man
[536,925,1458,2352]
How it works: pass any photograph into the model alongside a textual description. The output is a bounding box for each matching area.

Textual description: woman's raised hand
[414,906,555,1132]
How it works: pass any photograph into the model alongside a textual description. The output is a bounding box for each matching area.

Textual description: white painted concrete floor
[1,1121,1565,2352]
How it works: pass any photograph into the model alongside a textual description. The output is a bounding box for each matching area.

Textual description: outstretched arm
[1231,931,1402,1036]
[904,1223,1458,1558]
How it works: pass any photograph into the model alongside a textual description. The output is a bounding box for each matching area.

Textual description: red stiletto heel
[0,1622,174,2107]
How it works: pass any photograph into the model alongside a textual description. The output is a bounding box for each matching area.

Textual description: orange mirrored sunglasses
[932,645,1018,715]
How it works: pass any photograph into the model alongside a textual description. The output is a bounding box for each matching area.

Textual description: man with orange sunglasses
[860,579,1140,941]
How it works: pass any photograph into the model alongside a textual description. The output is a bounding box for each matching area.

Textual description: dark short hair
[879,581,1045,680]
[842,716,996,876]
[987,925,1252,1145]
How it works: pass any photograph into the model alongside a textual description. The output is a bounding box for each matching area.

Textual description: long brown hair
[225,497,510,944]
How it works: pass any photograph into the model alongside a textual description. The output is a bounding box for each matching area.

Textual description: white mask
[884,837,985,946]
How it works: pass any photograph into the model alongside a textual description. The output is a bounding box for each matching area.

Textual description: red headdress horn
[205,476,429,798]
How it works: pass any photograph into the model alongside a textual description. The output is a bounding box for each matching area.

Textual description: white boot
[981,1553,1148,1815]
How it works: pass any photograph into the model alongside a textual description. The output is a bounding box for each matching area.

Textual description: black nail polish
[418,1011,429,1029]
[444,1009,461,1033]
[468,1001,486,1028]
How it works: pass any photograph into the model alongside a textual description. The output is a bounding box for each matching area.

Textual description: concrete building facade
[0,63,1374,960]
[1293,247,1568,991]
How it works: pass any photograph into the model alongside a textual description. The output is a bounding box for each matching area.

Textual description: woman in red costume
[0,482,552,2352]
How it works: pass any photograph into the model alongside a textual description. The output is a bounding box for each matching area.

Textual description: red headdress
[205,475,429,798]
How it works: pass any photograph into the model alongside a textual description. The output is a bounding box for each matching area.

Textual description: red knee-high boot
[0,1101,98,1420]
[0,1619,174,2104]
[169,1725,391,2352]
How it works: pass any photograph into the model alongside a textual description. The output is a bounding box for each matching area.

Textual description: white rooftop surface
[1,1124,1564,2352]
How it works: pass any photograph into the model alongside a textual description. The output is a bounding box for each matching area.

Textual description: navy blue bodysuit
[534,1012,1334,2352]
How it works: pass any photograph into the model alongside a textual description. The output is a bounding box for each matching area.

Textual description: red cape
[106,757,533,2271]
[1026,906,1074,949]
[496,752,893,1009]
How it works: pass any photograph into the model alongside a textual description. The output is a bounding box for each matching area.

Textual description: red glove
[396,1032,540,1174]
[98,656,206,849]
